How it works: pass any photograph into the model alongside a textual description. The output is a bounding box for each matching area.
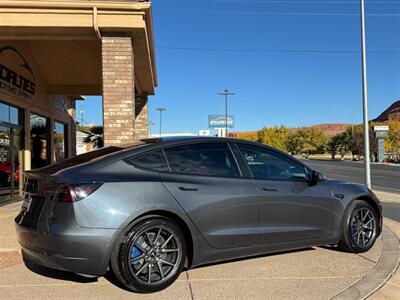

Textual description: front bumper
[15,220,120,276]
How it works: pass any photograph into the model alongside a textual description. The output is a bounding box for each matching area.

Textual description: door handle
[178,187,198,192]
[262,187,278,192]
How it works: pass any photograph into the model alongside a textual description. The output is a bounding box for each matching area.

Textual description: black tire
[111,216,186,293]
[338,200,379,253]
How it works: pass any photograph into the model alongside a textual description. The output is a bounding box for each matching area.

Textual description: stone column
[101,35,135,146]
[135,94,149,139]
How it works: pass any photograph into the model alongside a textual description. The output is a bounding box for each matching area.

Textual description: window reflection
[0,102,19,126]
[54,121,66,162]
[30,113,49,169]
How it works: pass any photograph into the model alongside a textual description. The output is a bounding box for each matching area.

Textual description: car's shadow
[318,244,348,253]
[22,252,131,291]
[191,247,316,270]
[22,246,319,291]
[22,253,98,284]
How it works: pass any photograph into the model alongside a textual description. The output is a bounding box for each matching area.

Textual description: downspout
[93,7,102,39]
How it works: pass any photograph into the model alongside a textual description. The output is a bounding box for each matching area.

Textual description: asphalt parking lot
[1,192,399,300]
[302,159,400,194]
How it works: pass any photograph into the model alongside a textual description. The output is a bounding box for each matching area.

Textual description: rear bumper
[15,221,120,276]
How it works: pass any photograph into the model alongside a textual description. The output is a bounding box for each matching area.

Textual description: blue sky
[80,0,400,134]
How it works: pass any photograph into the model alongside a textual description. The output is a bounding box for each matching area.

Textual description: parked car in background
[0,160,19,187]
[386,154,400,164]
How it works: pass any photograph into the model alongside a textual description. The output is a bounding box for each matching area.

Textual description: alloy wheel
[127,225,181,285]
[350,206,377,248]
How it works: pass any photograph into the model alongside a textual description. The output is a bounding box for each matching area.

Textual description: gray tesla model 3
[15,137,382,293]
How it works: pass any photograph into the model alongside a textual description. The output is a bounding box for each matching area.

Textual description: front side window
[128,150,170,172]
[164,143,240,177]
[54,121,67,162]
[238,144,306,181]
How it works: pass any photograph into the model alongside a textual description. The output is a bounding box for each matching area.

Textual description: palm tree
[83,126,104,149]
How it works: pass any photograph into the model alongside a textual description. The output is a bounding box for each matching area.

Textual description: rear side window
[164,143,240,177]
[128,150,170,172]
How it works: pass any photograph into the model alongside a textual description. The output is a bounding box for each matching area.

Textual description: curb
[331,225,400,300]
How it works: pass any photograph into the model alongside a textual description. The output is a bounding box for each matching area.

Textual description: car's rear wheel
[338,200,379,253]
[111,216,186,293]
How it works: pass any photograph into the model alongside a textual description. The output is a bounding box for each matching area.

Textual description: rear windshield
[29,139,158,175]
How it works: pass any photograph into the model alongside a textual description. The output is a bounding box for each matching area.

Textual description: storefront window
[0,102,19,126]
[54,121,67,162]
[0,101,24,203]
[30,113,49,169]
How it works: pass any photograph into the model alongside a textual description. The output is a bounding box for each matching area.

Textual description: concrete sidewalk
[370,218,400,300]
[0,198,397,299]
[374,191,400,203]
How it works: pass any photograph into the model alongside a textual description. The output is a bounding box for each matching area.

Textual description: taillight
[57,185,73,202]
[56,183,102,203]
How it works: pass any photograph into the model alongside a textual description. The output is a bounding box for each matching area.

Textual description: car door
[235,143,341,245]
[160,142,260,249]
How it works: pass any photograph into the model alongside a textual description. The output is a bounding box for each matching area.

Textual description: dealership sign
[0,46,36,101]
[374,125,389,139]
[208,114,234,129]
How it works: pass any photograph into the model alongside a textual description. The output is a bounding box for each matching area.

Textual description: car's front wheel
[338,200,379,253]
[111,216,186,293]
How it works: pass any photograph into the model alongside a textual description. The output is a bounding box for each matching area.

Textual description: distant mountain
[373,100,400,122]
[311,124,352,137]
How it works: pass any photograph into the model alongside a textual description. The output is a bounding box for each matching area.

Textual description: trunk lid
[15,172,60,229]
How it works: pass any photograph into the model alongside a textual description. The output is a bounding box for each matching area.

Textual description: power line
[168,0,400,3]
[156,46,400,55]
[210,0,400,3]
[154,9,400,16]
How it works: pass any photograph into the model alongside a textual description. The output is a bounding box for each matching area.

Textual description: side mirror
[306,169,321,186]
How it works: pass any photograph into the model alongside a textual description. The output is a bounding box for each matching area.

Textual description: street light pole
[148,120,154,137]
[156,108,166,138]
[218,89,235,137]
[360,0,371,188]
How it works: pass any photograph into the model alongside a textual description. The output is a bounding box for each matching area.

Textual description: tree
[257,126,289,151]
[327,132,350,159]
[234,131,258,142]
[286,131,303,155]
[286,127,327,158]
[83,126,104,149]
[386,121,400,162]
[346,124,378,162]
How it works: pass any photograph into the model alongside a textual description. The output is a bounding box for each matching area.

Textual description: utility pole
[80,106,84,126]
[218,89,235,137]
[156,108,166,138]
[360,0,371,188]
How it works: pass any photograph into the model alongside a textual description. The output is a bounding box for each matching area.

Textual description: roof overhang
[0,0,158,95]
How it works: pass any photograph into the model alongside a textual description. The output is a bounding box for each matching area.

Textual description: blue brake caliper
[351,219,357,236]
[130,243,143,265]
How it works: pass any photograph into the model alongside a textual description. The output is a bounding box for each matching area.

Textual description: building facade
[0,0,157,202]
